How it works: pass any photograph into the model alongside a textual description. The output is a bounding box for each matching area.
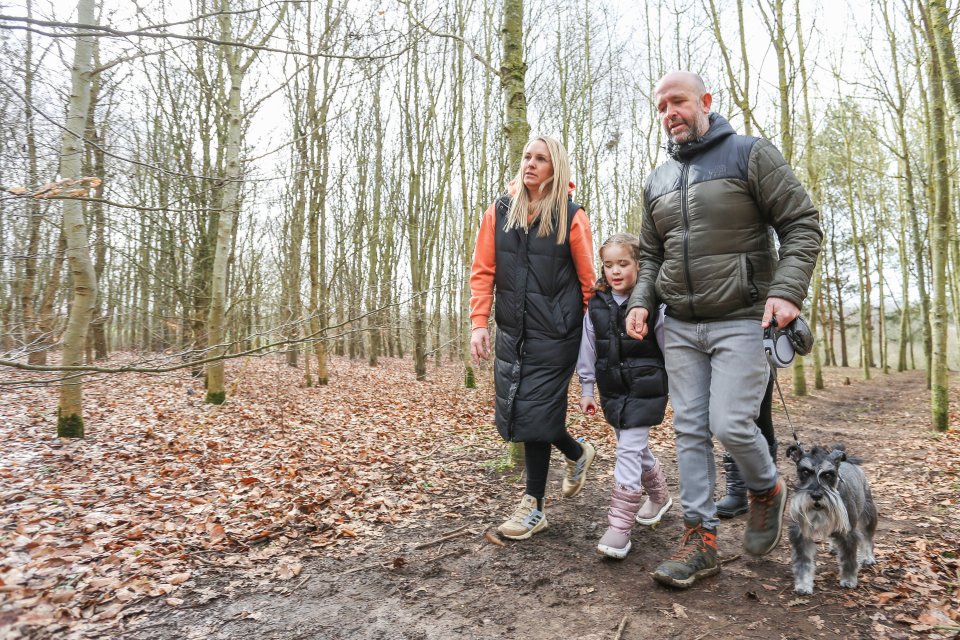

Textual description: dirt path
[121,368,958,640]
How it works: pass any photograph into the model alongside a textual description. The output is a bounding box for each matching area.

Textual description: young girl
[470,136,597,540]
[577,232,672,559]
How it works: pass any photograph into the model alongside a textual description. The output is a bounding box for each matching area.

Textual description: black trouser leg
[524,442,551,503]
[553,431,583,461]
[756,373,776,449]
[524,433,583,508]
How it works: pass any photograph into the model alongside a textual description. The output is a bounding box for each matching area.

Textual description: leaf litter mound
[0,354,500,638]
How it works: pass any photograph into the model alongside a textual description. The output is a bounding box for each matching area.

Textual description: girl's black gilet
[589,290,668,429]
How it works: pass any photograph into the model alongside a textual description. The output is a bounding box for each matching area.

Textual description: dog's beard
[789,488,850,539]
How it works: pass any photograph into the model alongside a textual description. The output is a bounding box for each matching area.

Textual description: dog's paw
[794,583,813,595]
[860,556,876,567]
[839,577,858,589]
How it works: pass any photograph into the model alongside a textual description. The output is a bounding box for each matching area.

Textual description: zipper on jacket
[679,163,696,317]
[507,227,532,442]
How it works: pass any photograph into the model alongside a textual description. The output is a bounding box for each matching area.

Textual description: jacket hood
[667,112,736,161]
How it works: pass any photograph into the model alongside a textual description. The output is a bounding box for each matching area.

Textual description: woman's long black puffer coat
[492,194,585,443]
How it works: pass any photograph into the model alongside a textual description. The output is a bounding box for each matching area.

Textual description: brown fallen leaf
[50,588,75,604]
[167,572,191,585]
[483,530,505,547]
[275,561,302,580]
[208,523,226,542]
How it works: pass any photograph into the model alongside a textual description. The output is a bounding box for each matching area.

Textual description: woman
[469,136,597,540]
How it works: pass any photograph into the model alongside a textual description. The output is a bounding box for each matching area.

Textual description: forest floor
[1,355,958,640]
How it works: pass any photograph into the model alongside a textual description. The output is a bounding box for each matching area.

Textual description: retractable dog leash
[763,314,815,445]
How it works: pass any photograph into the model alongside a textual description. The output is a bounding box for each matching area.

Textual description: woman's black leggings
[524,434,583,499]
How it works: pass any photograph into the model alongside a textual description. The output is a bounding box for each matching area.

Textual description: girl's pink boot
[597,485,643,559]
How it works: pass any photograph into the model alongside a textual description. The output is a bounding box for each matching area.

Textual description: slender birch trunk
[57,0,98,437]
[501,0,529,166]
[205,4,244,404]
[920,3,951,431]
[22,0,46,364]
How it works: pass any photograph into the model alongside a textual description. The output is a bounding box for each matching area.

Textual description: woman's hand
[470,327,491,365]
[580,396,597,415]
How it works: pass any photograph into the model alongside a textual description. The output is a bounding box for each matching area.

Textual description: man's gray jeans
[663,315,777,530]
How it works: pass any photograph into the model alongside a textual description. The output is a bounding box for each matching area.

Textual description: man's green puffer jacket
[628,113,822,321]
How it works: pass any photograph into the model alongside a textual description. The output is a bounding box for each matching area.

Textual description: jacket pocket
[738,254,757,306]
[624,362,668,398]
[551,299,571,336]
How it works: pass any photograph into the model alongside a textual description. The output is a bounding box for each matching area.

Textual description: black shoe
[715,453,748,518]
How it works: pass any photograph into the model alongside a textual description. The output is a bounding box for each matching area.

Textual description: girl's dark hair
[592,232,642,292]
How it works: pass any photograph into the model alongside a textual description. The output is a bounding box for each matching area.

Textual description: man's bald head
[653,71,712,145]
[654,71,707,97]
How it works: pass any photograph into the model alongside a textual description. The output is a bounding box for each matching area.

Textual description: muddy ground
[116,368,956,640]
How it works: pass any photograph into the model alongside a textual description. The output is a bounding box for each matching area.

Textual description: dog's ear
[786,444,803,462]
[827,448,847,465]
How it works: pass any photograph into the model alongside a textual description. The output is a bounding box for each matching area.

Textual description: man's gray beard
[667,118,705,146]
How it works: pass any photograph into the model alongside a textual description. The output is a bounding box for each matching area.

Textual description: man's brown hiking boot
[743,476,787,555]
[652,519,719,588]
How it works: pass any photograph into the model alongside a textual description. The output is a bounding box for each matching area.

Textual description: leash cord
[773,374,797,436]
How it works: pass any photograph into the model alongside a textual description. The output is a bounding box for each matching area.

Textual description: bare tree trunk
[57,0,98,437]
[929,0,960,121]
[37,232,67,359]
[828,216,848,367]
[85,46,109,361]
[205,5,244,405]
[205,0,284,402]
[501,0,529,465]
[919,2,951,431]
[21,0,45,364]
[501,0,529,166]
[367,71,384,367]
[896,165,911,372]
[707,0,755,135]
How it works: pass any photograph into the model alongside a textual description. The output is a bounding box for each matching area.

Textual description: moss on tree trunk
[57,410,84,438]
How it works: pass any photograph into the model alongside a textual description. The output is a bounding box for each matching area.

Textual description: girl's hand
[470,327,491,365]
[580,397,597,415]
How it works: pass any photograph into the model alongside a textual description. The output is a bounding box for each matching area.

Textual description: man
[625,71,822,589]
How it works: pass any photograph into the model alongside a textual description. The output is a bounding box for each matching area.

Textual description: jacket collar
[666,112,736,161]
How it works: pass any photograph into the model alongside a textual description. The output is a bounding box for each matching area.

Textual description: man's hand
[625,307,649,340]
[470,327,491,365]
[762,297,801,329]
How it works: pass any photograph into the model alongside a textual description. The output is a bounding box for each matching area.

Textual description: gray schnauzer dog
[786,443,878,595]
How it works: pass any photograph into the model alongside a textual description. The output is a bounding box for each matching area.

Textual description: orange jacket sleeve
[469,204,596,330]
[570,208,596,309]
[469,203,497,330]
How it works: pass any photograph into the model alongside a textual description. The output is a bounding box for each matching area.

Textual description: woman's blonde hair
[592,232,641,292]
[504,136,572,244]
